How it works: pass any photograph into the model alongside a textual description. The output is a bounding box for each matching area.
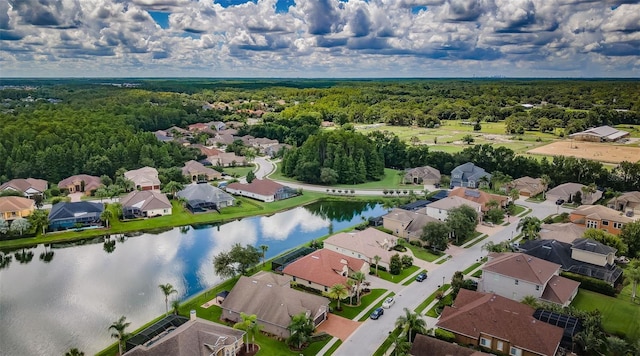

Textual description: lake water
[0,201,385,356]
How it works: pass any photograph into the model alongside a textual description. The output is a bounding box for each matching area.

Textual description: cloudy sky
[1,0,639,77]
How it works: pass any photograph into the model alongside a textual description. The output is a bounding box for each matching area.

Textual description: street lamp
[442,276,445,289]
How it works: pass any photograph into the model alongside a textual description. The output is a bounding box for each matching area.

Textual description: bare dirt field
[527,141,640,163]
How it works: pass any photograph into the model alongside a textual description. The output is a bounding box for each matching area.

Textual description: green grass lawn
[571,289,640,341]
[398,239,443,262]
[324,339,342,355]
[222,164,255,178]
[426,293,453,318]
[372,327,402,356]
[373,265,420,284]
[462,257,487,275]
[331,289,387,320]
[414,284,451,314]
[357,291,396,322]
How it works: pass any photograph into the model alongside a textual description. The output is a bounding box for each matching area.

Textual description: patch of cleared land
[527,141,640,163]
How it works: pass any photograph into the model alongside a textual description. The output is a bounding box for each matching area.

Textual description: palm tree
[233,312,258,352]
[158,283,178,316]
[626,259,640,301]
[109,315,130,356]
[325,283,349,311]
[64,348,85,356]
[509,188,520,202]
[540,174,551,199]
[247,316,262,351]
[351,271,366,304]
[395,307,427,342]
[28,209,49,235]
[259,244,268,266]
[391,331,411,356]
[95,187,110,202]
[606,336,630,356]
[100,209,113,228]
[486,199,499,209]
[520,295,539,309]
[517,216,542,240]
[287,312,315,350]
[373,255,382,276]
[162,181,184,197]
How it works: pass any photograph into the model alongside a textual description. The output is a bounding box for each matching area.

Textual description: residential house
[324,228,398,269]
[265,143,291,158]
[546,183,602,205]
[282,249,369,296]
[403,166,441,185]
[187,122,212,133]
[207,152,247,167]
[0,178,48,199]
[608,191,640,216]
[48,201,104,230]
[208,121,226,131]
[539,223,585,244]
[124,167,161,191]
[206,134,235,147]
[220,272,329,338]
[248,137,279,153]
[505,176,545,197]
[58,174,103,195]
[0,196,35,221]
[436,289,564,356]
[177,183,235,212]
[153,130,173,142]
[569,205,633,235]
[425,196,482,221]
[120,190,172,219]
[410,334,490,356]
[571,238,617,267]
[166,126,191,137]
[225,179,296,202]
[519,239,623,285]
[181,160,222,182]
[448,187,508,213]
[569,125,630,142]
[478,253,580,306]
[382,208,441,240]
[124,314,244,356]
[450,162,491,188]
[191,144,224,158]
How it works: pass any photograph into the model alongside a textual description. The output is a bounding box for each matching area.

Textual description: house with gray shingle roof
[546,183,602,205]
[450,162,491,189]
[403,166,441,185]
[120,190,172,219]
[48,201,103,231]
[177,183,235,212]
[425,196,482,221]
[0,178,48,199]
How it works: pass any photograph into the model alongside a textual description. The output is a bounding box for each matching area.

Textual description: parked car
[416,272,427,282]
[382,297,395,309]
[555,199,565,205]
[370,307,384,320]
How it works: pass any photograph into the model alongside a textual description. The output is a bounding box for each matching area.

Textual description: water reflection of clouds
[259,208,329,240]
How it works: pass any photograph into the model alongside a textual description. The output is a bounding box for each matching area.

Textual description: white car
[382,297,395,309]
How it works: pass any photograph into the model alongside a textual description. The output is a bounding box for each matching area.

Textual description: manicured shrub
[434,329,455,342]
[560,272,616,296]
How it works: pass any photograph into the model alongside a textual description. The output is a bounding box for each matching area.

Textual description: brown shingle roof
[226,179,283,197]
[539,223,586,244]
[572,205,633,224]
[483,253,559,285]
[221,272,329,331]
[57,174,102,191]
[410,334,490,356]
[541,275,580,305]
[0,178,48,194]
[0,196,35,213]
[427,196,482,211]
[181,160,222,179]
[436,289,563,356]
[120,190,172,211]
[448,187,508,211]
[282,249,366,288]
[324,228,397,265]
[508,176,544,195]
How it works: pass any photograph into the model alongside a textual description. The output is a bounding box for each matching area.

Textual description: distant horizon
[2,1,638,78]
[2,76,639,81]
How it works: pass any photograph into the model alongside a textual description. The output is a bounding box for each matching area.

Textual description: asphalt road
[333,200,571,356]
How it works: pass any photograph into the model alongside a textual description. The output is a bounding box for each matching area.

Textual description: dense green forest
[0,79,639,188]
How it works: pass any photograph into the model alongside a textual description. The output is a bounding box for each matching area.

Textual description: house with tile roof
[207,152,248,167]
[450,162,491,189]
[505,176,545,197]
[125,167,161,191]
[448,187,508,212]
[124,314,244,356]
[0,178,48,199]
[48,201,104,231]
[324,228,398,269]
[120,190,172,219]
[436,289,564,356]
[410,334,490,356]
[546,183,602,205]
[225,179,296,202]
[58,174,103,195]
[539,223,586,244]
[220,272,329,338]
[282,249,368,296]
[177,183,235,212]
[403,166,441,185]
[608,191,640,217]
[181,160,222,182]
[381,208,441,240]
[478,253,580,307]
[0,196,35,221]
[569,204,633,235]
[519,239,623,285]
[425,196,482,221]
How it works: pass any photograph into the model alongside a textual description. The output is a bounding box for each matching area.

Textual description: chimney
[190,309,197,321]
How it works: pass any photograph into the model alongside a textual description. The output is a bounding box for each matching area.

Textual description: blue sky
[1,0,639,77]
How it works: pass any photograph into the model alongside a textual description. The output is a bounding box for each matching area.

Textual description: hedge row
[560,272,616,297]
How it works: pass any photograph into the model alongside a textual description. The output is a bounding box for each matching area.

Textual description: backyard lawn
[222,164,255,178]
[372,265,420,283]
[571,289,640,341]
[398,239,443,262]
[331,288,387,320]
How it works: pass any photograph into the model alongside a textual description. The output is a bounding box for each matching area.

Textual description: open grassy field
[571,289,640,341]
[528,141,640,163]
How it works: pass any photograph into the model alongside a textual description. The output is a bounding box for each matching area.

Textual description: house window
[496,341,504,351]
[480,337,491,347]
[586,220,598,229]
[510,346,522,356]
[324,286,328,292]
[308,281,311,285]
[614,222,624,229]
[292,277,296,282]
[515,279,519,285]
[602,220,609,226]
[536,285,540,291]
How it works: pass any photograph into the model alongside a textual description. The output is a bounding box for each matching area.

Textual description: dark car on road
[370,307,384,320]
[415,272,427,282]
[555,199,565,205]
